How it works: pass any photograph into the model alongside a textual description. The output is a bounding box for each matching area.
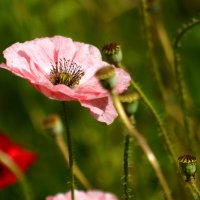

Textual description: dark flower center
[50,58,84,88]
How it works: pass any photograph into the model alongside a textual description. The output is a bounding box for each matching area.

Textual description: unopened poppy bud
[43,114,63,137]
[102,43,123,65]
[119,91,140,116]
[178,154,197,182]
[96,66,116,90]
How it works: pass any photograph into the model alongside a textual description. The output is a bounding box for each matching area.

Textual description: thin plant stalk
[117,63,177,166]
[174,52,193,150]
[139,0,166,98]
[173,18,200,151]
[153,16,174,71]
[112,92,173,200]
[123,134,131,200]
[0,150,32,200]
[62,101,75,200]
[55,134,92,189]
[130,78,177,164]
[139,0,184,127]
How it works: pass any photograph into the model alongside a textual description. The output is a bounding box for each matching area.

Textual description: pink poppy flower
[0,36,130,124]
[46,190,118,200]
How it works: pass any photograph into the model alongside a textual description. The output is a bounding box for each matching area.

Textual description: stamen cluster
[50,58,84,88]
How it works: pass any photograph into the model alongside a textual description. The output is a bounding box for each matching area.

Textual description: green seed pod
[102,43,123,65]
[125,101,139,115]
[96,66,116,90]
[43,114,63,137]
[178,154,197,182]
[119,91,140,116]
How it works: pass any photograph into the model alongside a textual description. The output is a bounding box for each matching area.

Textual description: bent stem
[62,102,75,200]
[130,78,177,165]
[0,150,32,200]
[112,92,173,200]
[117,62,177,167]
[55,134,92,189]
[173,19,200,152]
[123,134,131,200]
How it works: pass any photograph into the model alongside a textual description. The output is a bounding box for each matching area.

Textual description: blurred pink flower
[0,36,130,124]
[46,190,118,200]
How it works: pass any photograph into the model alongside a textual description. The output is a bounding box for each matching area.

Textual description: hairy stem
[112,92,173,200]
[62,102,75,200]
[174,53,193,151]
[123,134,131,200]
[117,62,177,166]
[130,79,177,164]
[55,134,92,189]
[173,18,200,152]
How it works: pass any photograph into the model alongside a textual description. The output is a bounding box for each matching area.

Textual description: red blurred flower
[0,36,130,124]
[0,134,36,189]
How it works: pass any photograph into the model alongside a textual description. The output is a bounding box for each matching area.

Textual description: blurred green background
[0,0,200,199]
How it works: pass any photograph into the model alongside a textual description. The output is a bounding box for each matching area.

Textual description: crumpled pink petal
[80,96,117,125]
[0,36,131,124]
[46,190,118,200]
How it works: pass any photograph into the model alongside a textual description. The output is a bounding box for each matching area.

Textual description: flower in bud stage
[43,114,63,137]
[96,66,116,91]
[102,43,123,65]
[119,91,140,116]
[178,154,197,182]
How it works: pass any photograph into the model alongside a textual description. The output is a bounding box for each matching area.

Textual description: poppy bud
[119,91,140,116]
[102,43,123,66]
[96,66,116,90]
[178,154,197,182]
[43,114,63,137]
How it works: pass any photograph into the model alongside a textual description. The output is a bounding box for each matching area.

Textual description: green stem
[173,19,200,152]
[117,62,177,167]
[123,134,130,200]
[112,92,173,200]
[0,150,32,200]
[62,102,75,200]
[55,134,92,189]
[174,53,193,151]
[140,0,166,98]
[130,79,177,164]
[131,68,198,200]
[173,19,200,50]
